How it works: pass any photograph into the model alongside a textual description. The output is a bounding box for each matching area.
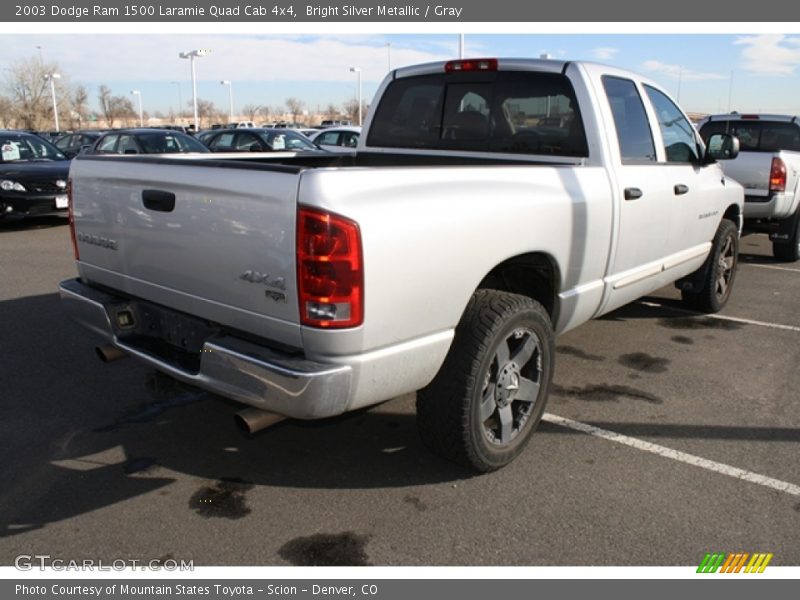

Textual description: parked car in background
[698,113,800,261]
[319,119,352,128]
[308,126,361,152]
[200,128,322,152]
[228,121,257,129]
[53,130,105,158]
[85,128,210,155]
[0,130,70,221]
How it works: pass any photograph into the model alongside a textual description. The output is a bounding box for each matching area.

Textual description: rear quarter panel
[297,164,614,358]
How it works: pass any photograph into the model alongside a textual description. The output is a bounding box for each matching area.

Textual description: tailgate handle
[674,184,690,195]
[142,190,176,212]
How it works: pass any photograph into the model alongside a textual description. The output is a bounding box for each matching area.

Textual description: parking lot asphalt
[0,217,798,567]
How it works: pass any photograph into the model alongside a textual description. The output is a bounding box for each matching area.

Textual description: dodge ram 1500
[60,58,744,471]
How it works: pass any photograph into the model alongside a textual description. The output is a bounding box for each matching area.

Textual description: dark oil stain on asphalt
[552,384,662,404]
[671,336,694,345]
[658,317,742,331]
[556,346,605,362]
[279,532,372,566]
[404,494,428,512]
[123,457,157,474]
[189,477,254,519]
[618,352,670,374]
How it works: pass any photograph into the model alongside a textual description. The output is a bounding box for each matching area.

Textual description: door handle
[142,189,176,213]
[674,184,689,195]
[624,187,643,201]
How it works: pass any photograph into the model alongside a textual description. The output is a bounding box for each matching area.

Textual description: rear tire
[416,290,554,472]
[681,219,739,313]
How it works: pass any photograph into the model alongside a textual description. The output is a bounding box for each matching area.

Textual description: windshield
[265,131,318,151]
[0,134,69,162]
[137,132,209,153]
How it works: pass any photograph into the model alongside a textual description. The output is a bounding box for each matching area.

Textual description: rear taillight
[297,207,363,328]
[67,178,79,260]
[770,157,786,192]
[445,58,498,73]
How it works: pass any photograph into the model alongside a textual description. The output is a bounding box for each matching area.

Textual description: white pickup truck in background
[60,58,744,471]
[698,113,800,261]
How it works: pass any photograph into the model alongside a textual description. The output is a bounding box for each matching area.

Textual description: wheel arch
[723,203,743,234]
[475,252,562,326]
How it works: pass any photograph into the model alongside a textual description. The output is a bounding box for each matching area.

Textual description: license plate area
[109,300,221,373]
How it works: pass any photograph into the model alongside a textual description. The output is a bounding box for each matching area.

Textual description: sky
[3,31,800,119]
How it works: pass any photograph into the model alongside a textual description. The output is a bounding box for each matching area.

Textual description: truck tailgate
[70,156,302,347]
[719,151,775,199]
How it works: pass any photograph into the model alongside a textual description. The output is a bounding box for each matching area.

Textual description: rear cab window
[367,70,588,157]
[699,119,800,152]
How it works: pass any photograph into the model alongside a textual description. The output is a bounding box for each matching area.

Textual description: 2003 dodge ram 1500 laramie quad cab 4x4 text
[60,58,744,471]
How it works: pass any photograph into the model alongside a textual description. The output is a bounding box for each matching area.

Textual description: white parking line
[639,301,800,333]
[740,261,800,274]
[542,413,800,498]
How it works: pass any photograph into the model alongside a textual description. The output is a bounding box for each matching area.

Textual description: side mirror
[705,133,739,162]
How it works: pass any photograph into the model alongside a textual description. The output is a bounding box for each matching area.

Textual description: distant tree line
[0,56,368,132]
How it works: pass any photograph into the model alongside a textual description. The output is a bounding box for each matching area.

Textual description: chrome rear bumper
[59,278,352,419]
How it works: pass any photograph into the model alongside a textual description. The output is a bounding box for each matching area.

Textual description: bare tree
[196,99,223,129]
[68,85,90,130]
[2,57,64,130]
[325,103,340,119]
[241,104,262,123]
[0,96,14,128]
[98,85,136,128]
[285,97,305,125]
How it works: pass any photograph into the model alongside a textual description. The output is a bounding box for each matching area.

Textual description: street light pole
[179,49,210,131]
[221,80,234,123]
[349,67,362,126]
[131,90,143,127]
[44,73,61,132]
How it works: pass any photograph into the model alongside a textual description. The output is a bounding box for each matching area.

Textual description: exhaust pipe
[96,343,128,363]
[235,407,286,435]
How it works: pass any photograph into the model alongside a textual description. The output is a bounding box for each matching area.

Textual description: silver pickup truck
[60,58,744,471]
[698,113,800,261]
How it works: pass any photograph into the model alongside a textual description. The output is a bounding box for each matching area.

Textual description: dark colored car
[0,130,71,221]
[53,130,105,158]
[85,128,210,155]
[199,128,322,153]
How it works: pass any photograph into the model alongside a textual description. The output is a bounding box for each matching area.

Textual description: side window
[342,132,359,147]
[55,136,71,150]
[644,85,700,163]
[602,76,656,163]
[209,132,235,151]
[96,135,119,154]
[118,135,140,154]
[235,133,260,151]
[317,132,340,146]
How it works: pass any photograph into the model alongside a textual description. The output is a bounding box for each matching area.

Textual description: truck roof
[701,113,800,123]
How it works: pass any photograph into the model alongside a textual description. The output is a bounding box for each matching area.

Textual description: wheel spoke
[510,335,537,368]
[498,405,513,444]
[494,338,510,366]
[716,275,728,296]
[479,388,497,422]
[722,256,734,270]
[516,376,540,403]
